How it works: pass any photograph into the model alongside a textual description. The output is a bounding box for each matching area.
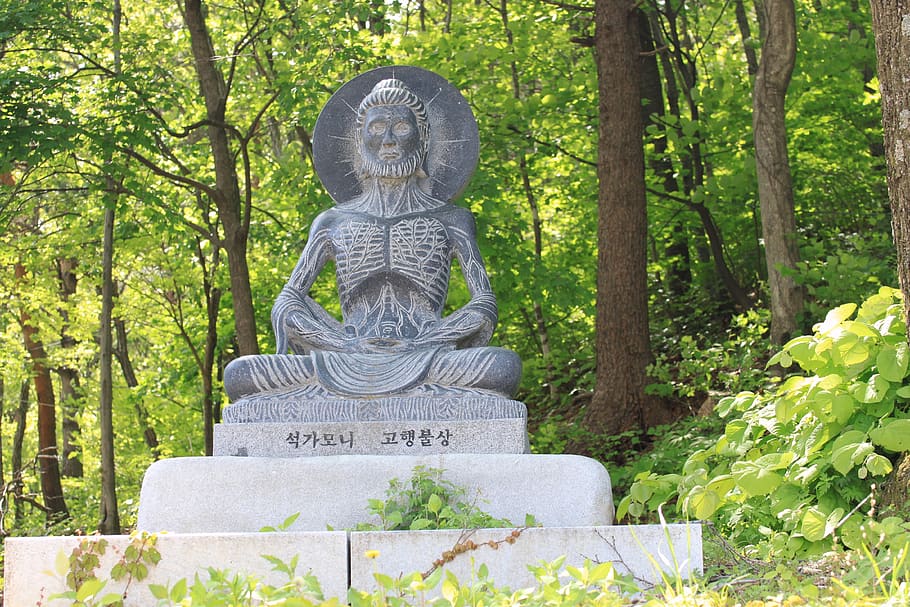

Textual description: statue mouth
[379,149,401,161]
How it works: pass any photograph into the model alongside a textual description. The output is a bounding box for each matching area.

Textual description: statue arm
[415,210,497,349]
[272,214,348,354]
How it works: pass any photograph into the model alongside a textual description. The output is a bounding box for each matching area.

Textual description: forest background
[0,0,907,577]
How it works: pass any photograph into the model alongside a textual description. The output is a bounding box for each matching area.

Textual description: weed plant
[621,287,910,585]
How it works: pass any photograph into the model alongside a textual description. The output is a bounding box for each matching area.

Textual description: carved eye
[368,120,388,135]
[392,121,413,136]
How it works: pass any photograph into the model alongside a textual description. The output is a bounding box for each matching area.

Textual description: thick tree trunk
[869,0,910,323]
[586,0,652,435]
[184,0,259,356]
[15,263,69,523]
[753,0,803,345]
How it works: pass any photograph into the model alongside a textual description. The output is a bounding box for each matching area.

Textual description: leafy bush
[351,466,526,531]
[791,233,896,328]
[646,308,771,401]
[620,287,910,559]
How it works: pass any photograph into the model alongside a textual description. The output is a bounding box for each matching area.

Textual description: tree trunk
[586,0,652,435]
[735,0,760,76]
[0,378,5,488]
[202,284,222,456]
[753,0,803,345]
[99,204,120,534]
[648,8,751,311]
[15,263,69,523]
[640,11,692,300]
[183,0,260,356]
[97,0,121,535]
[56,257,83,478]
[113,318,160,457]
[12,381,29,524]
[868,0,910,323]
[497,0,558,400]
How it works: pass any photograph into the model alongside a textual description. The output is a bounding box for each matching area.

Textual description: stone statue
[223,68,521,416]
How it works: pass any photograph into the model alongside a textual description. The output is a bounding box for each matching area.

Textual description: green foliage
[50,532,161,607]
[352,466,528,532]
[137,554,643,607]
[790,233,896,329]
[620,287,910,559]
[149,555,326,607]
[647,309,772,401]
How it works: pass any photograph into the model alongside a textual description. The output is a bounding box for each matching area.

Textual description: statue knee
[493,347,522,397]
[223,357,254,401]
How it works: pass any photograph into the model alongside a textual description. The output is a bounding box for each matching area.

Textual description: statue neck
[346,176,444,217]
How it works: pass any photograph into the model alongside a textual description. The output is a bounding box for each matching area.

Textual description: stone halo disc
[312,65,479,204]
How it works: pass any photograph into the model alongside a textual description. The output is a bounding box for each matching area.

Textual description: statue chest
[332,216,453,280]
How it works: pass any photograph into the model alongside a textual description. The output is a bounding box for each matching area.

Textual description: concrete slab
[350,524,703,593]
[137,454,614,533]
[213,418,528,457]
[4,532,349,607]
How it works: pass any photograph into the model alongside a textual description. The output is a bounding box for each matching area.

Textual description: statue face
[360,105,423,177]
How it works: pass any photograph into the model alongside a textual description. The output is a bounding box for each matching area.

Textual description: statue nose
[382,129,395,145]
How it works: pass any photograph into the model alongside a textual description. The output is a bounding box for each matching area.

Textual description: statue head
[355,78,430,179]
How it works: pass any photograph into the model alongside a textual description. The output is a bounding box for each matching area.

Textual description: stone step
[5,525,703,606]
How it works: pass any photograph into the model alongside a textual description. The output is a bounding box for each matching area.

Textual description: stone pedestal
[137,454,614,533]
[214,419,528,456]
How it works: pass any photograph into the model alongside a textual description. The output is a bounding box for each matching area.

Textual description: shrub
[620,287,910,559]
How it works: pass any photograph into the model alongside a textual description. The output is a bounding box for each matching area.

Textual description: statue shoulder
[308,207,348,233]
[434,204,478,234]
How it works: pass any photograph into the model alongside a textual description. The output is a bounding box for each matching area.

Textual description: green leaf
[99,593,125,606]
[148,584,170,600]
[170,578,188,602]
[76,578,105,601]
[685,486,721,519]
[801,506,845,542]
[409,518,433,530]
[815,303,857,334]
[831,393,856,424]
[731,462,784,496]
[800,507,828,542]
[55,550,70,577]
[831,439,873,475]
[870,419,910,452]
[877,343,909,382]
[864,452,893,476]
[630,482,653,503]
[427,493,443,515]
[851,374,890,403]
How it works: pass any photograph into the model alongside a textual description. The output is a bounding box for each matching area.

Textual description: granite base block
[350,524,703,592]
[4,525,701,606]
[137,454,614,533]
[213,418,529,456]
[3,532,349,607]
[222,395,528,423]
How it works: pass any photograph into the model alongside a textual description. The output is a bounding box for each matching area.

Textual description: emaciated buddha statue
[223,71,521,409]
